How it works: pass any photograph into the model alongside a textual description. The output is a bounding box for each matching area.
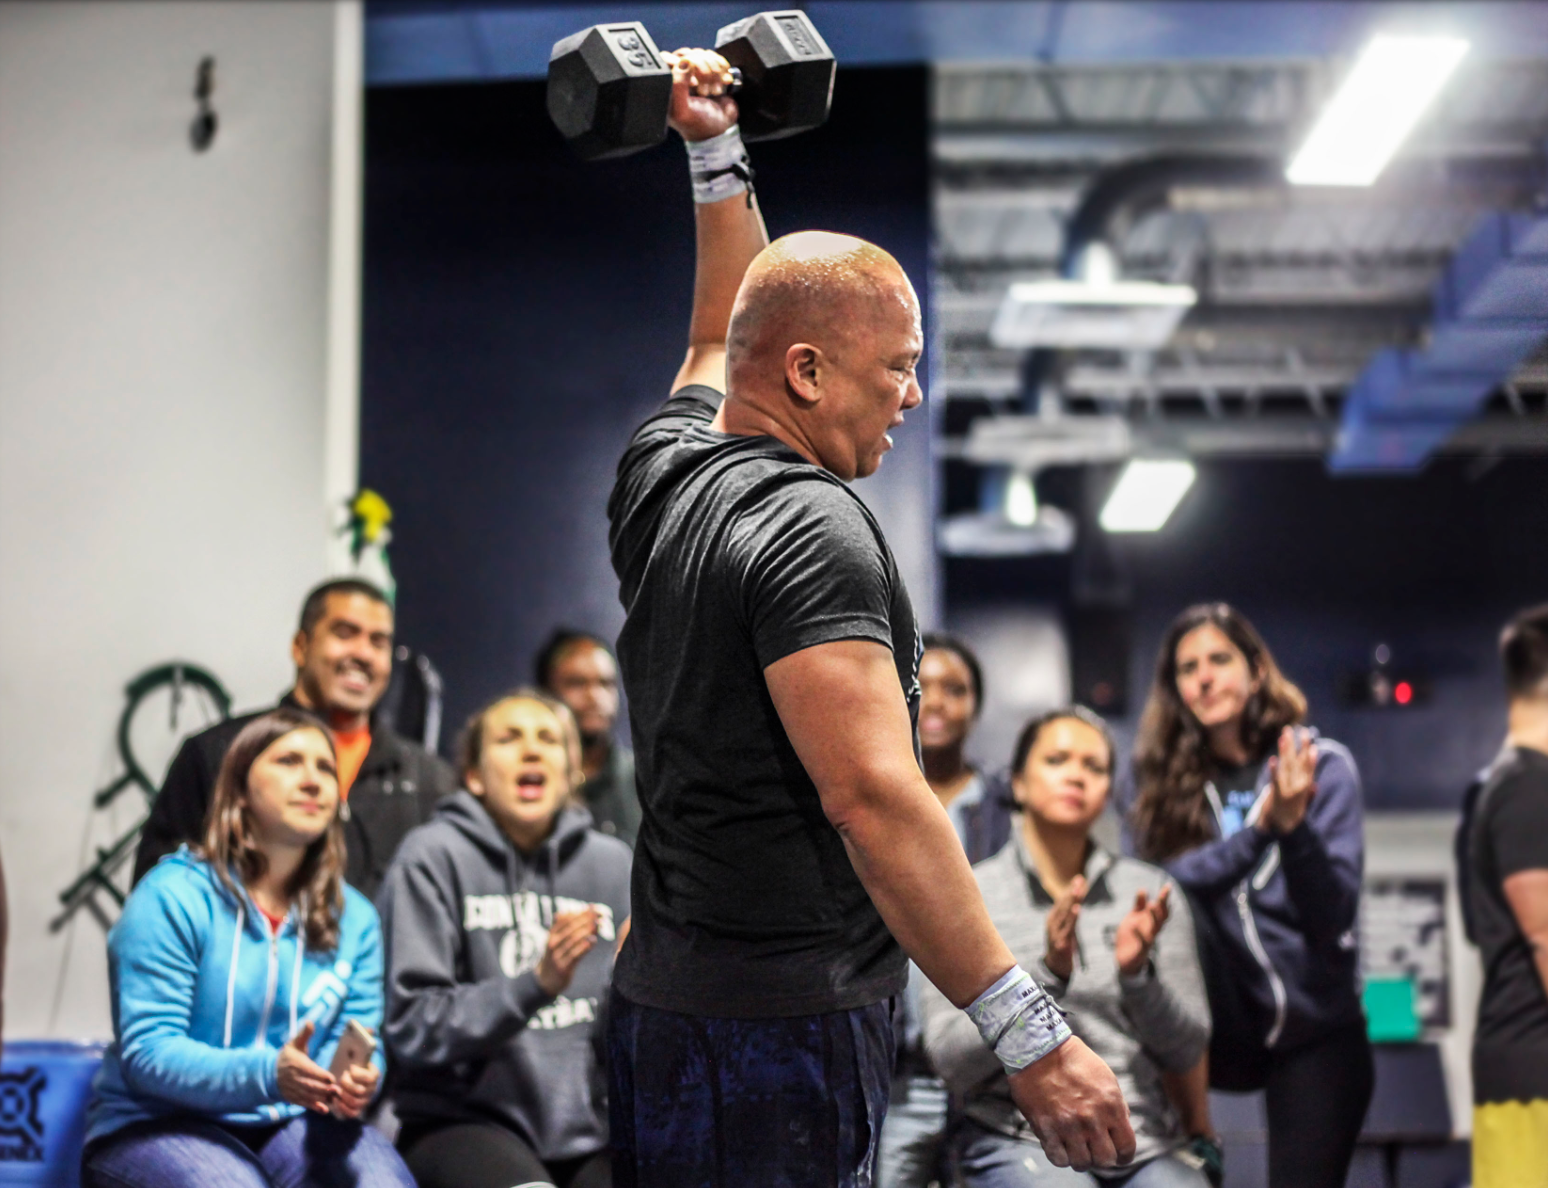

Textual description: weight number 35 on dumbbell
[547,10,835,161]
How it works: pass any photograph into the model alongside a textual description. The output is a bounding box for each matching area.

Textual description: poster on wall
[1360,877,1449,1028]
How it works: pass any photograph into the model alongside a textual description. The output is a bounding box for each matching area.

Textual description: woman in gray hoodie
[923,708,1211,1187]
[377,688,632,1188]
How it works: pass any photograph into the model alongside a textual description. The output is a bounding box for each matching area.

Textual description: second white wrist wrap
[966,965,1072,1073]
[686,126,753,205]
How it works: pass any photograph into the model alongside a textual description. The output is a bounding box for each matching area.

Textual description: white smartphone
[327,1019,377,1117]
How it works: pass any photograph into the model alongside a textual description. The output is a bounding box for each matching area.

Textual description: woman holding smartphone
[83,707,412,1187]
[1128,603,1371,1188]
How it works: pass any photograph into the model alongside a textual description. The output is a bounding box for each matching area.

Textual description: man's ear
[290,630,310,671]
[466,770,485,797]
[783,343,823,407]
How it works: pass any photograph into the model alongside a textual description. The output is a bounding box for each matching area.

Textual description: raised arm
[664,48,770,395]
[765,640,1135,1171]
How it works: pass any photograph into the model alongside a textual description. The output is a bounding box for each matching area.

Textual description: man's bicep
[1503,869,1548,946]
[764,639,917,822]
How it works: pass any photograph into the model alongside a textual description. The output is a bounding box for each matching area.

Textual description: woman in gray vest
[923,708,1211,1187]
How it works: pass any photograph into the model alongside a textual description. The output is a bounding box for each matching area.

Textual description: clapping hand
[1259,726,1317,835]
[1114,885,1172,977]
[1044,875,1088,982]
[536,908,600,996]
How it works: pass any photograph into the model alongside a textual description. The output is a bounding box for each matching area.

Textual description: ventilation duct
[1330,208,1548,471]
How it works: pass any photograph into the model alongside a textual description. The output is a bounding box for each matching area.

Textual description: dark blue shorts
[606,990,896,1188]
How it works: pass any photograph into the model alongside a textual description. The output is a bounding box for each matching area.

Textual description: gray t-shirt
[607,387,918,1017]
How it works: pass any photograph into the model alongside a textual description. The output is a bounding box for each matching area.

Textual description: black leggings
[1259,1023,1375,1188]
[398,1120,611,1188]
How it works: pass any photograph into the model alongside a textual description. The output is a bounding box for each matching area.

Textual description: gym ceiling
[369,1,1548,501]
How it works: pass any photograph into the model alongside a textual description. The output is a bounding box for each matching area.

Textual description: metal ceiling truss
[931,56,1548,463]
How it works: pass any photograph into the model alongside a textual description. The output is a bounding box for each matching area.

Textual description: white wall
[947,603,1071,774]
[0,1,358,1038]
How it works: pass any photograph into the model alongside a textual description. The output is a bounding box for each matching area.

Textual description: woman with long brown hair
[83,707,414,1187]
[1129,604,1371,1188]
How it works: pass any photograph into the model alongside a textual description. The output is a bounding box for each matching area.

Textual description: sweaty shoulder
[728,471,896,671]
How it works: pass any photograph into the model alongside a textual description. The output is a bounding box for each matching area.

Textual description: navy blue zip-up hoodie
[1133,732,1365,1055]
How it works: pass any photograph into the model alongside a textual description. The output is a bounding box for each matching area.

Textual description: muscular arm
[666,50,770,396]
[765,640,1012,1006]
[1504,870,1548,999]
[767,640,1136,1170]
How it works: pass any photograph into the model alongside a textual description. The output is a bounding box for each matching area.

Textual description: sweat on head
[722,231,924,483]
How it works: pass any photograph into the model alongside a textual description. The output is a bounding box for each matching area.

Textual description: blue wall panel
[947,456,1548,809]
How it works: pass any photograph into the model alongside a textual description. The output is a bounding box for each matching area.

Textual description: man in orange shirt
[133,578,455,897]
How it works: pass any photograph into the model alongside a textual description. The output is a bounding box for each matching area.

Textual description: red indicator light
[1394,681,1413,706]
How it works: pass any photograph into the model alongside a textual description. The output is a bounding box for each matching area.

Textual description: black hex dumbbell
[547,10,835,162]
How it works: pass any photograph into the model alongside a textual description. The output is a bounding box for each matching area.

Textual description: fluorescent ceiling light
[1005,471,1038,527]
[1100,459,1196,532]
[991,280,1197,350]
[1287,35,1468,187]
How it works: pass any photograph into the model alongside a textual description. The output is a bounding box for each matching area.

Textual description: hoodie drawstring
[290,895,307,1038]
[224,901,245,1049]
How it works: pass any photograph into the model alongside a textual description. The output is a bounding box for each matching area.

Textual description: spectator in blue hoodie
[1128,603,1370,1188]
[83,707,412,1188]
[378,687,632,1188]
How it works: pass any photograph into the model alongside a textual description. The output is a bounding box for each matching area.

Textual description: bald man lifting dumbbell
[597,36,1135,1188]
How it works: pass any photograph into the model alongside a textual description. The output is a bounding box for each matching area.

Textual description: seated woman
[83,707,411,1188]
[378,687,632,1188]
[923,708,1211,1187]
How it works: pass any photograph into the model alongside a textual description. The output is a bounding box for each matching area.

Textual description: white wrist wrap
[966,965,1072,1074]
[686,126,753,205]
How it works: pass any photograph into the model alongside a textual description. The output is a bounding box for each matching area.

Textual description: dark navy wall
[361,67,932,751]
[946,456,1548,808]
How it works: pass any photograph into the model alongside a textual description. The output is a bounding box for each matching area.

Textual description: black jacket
[131,694,456,899]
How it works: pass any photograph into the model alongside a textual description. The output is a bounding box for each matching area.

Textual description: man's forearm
[688,191,768,352]
[672,189,768,393]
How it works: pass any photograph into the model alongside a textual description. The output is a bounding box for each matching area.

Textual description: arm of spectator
[1490,768,1548,998]
[1504,870,1548,999]
[920,969,1002,1096]
[1163,827,1273,896]
[378,857,555,1068]
[115,881,279,1111]
[1274,746,1363,943]
[311,906,388,1113]
[329,912,386,1118]
[132,737,211,887]
[1116,882,1210,1073]
[667,50,769,397]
